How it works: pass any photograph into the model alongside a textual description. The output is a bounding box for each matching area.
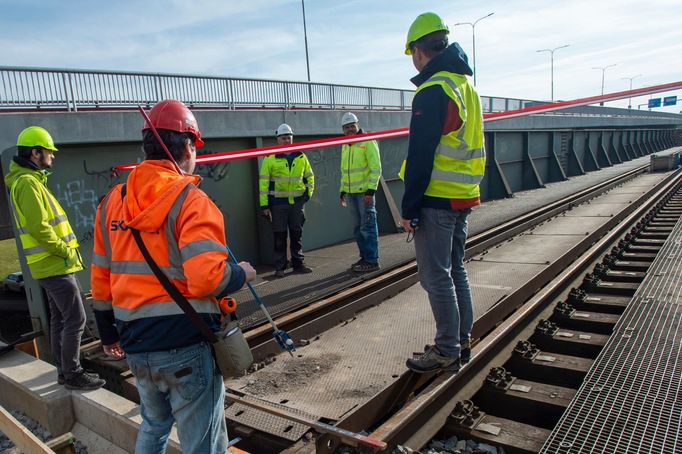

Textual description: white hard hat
[341,112,359,126]
[276,123,293,136]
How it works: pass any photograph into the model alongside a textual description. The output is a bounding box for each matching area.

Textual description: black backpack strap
[123,184,217,343]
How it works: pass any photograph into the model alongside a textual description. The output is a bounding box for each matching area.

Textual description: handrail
[0,66,535,113]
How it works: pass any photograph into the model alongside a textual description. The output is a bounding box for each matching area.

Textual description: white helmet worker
[341,112,359,126]
[276,123,293,137]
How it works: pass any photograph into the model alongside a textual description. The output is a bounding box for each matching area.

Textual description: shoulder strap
[122,185,217,343]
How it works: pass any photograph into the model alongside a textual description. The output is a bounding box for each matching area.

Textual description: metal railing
[0,66,535,113]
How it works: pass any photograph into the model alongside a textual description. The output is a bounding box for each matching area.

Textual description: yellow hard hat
[405,12,449,55]
[17,126,58,151]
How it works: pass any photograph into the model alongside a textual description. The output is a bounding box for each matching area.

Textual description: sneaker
[406,345,460,374]
[64,372,106,390]
[352,261,380,273]
[58,371,100,385]
[349,258,364,269]
[274,269,285,278]
[293,264,313,274]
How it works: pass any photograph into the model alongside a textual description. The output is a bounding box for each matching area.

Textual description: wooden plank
[446,414,551,454]
[0,405,53,454]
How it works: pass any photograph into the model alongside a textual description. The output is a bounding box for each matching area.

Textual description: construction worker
[91,100,256,453]
[339,112,382,272]
[4,127,105,391]
[259,123,314,278]
[400,13,485,374]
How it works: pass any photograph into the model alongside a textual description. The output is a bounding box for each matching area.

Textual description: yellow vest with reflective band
[400,71,485,199]
[10,174,79,265]
[340,140,381,194]
[259,153,314,206]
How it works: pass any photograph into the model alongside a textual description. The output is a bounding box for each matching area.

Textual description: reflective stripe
[431,169,484,185]
[92,253,110,268]
[436,144,485,161]
[99,190,113,260]
[180,240,227,263]
[348,166,369,173]
[23,244,47,255]
[114,299,220,321]
[208,265,233,298]
[92,299,113,311]
[259,190,270,195]
[49,214,68,226]
[109,260,185,280]
[428,76,467,118]
[303,172,313,178]
[166,185,192,271]
[21,232,76,255]
[270,176,303,182]
[268,190,306,197]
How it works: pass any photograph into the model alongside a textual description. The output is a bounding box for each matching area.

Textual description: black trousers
[271,202,306,270]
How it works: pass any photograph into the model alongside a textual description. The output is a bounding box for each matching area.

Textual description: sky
[2,0,681,113]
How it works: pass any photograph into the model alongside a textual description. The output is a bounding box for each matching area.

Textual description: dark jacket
[401,43,477,220]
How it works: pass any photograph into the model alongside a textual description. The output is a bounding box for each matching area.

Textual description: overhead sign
[663,96,678,106]
[648,98,662,108]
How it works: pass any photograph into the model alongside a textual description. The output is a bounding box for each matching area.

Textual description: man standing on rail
[91,100,256,453]
[259,123,315,278]
[400,13,486,374]
[339,112,382,273]
[5,126,106,391]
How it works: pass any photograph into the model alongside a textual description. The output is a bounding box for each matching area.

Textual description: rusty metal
[340,171,682,451]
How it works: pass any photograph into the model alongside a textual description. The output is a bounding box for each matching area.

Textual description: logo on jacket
[110,220,129,231]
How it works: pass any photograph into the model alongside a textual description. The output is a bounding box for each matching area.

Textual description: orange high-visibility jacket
[91,160,239,352]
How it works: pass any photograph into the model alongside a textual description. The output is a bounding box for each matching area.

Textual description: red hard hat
[142,100,204,147]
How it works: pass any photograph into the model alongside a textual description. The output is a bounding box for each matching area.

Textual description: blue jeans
[414,207,473,358]
[126,342,228,454]
[347,194,379,264]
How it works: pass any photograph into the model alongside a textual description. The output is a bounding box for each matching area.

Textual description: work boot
[349,258,364,269]
[406,345,459,374]
[352,261,380,273]
[65,372,106,390]
[274,269,285,278]
[460,341,471,365]
[293,263,313,274]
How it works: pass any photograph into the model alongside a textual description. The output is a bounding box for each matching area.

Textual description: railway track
[222,168,682,453]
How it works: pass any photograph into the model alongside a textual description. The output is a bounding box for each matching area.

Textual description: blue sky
[2,0,681,112]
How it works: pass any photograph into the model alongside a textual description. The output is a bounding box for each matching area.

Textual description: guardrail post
[61,73,71,112]
[284,82,290,110]
[330,85,335,110]
[67,73,77,112]
[154,75,163,102]
[307,82,313,107]
[368,88,373,110]
[228,79,234,110]
[400,91,405,110]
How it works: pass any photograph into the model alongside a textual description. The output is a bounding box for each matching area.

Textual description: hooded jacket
[91,160,245,353]
[402,43,483,220]
[4,157,83,279]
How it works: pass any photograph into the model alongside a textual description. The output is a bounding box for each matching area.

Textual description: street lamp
[536,44,570,101]
[622,74,642,109]
[453,12,494,85]
[301,0,311,81]
[592,64,617,106]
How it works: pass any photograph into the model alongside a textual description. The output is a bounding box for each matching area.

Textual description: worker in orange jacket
[91,100,256,454]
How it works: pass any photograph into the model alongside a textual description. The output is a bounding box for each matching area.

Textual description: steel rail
[355,170,682,451]
[243,165,649,361]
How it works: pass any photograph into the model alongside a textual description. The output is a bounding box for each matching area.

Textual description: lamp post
[301,0,311,81]
[622,74,642,109]
[536,44,570,101]
[453,12,494,85]
[592,64,617,106]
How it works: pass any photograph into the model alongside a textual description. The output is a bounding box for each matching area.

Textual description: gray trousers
[37,273,86,379]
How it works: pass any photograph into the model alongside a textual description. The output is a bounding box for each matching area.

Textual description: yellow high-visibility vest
[400,71,485,199]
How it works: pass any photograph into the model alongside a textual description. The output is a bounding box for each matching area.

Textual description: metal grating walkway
[541,195,682,453]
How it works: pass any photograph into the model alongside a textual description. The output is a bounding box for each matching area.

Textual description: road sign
[648,98,662,108]
[663,96,678,106]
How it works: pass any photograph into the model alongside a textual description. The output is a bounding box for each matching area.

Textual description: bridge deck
[541,185,682,454]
